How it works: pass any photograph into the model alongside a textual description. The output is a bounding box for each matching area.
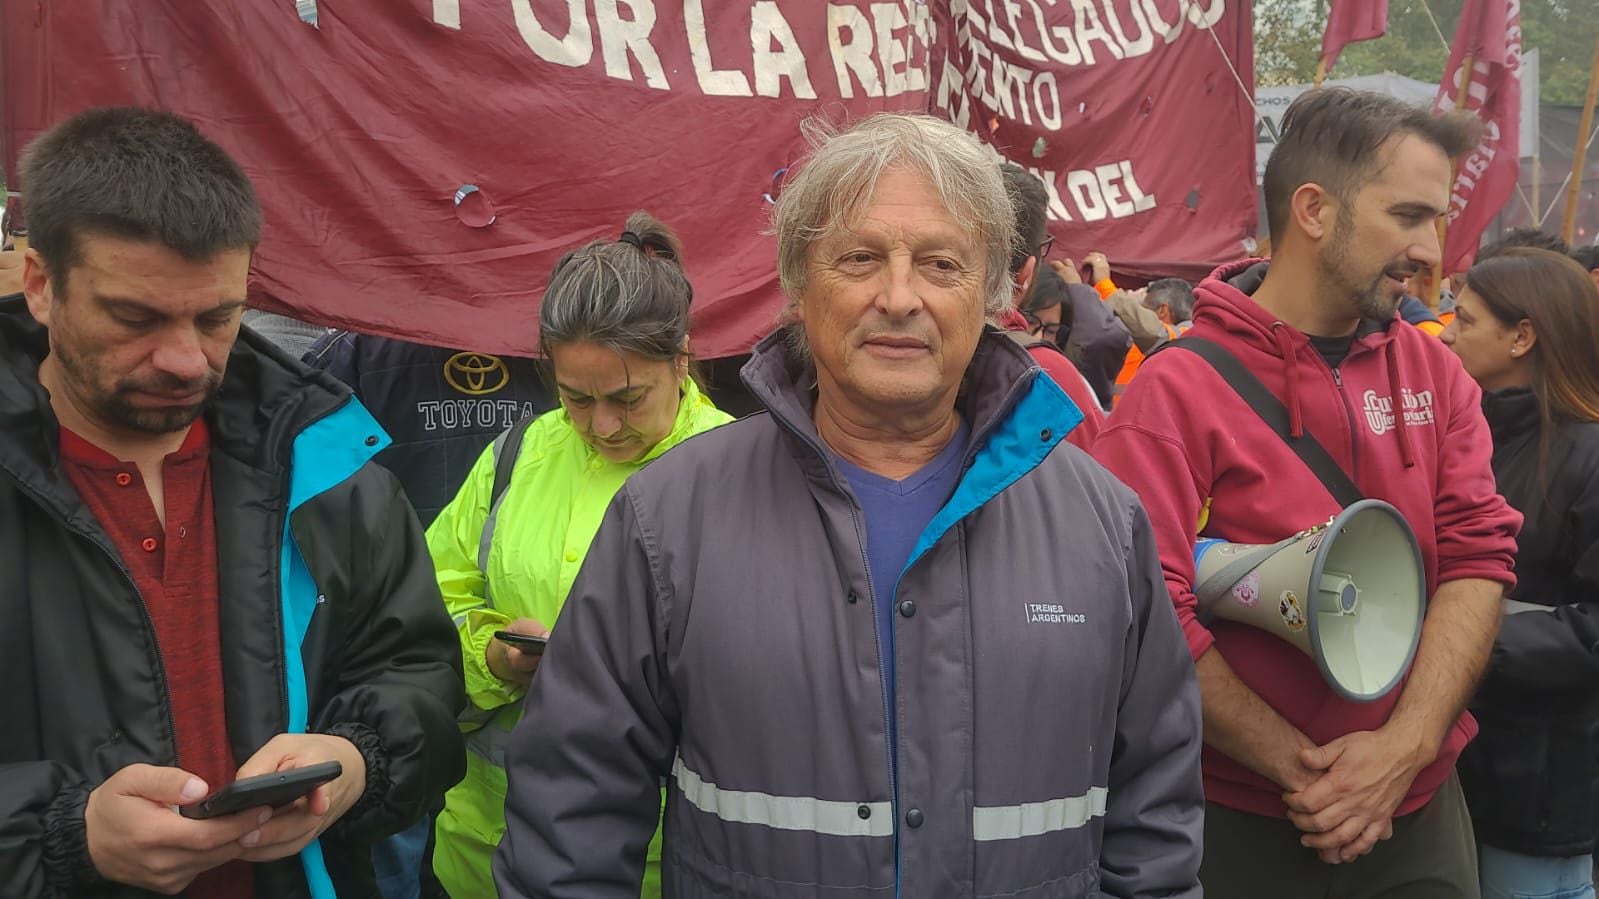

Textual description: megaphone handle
[1193,535,1298,607]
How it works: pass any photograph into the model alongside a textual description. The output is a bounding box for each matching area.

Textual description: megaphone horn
[1192,499,1426,702]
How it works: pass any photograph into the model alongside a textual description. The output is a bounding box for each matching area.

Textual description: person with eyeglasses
[999,163,1105,448]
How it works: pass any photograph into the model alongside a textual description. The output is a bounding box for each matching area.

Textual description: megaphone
[1193,500,1425,702]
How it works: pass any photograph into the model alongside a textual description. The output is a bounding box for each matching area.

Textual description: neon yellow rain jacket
[427,379,729,898]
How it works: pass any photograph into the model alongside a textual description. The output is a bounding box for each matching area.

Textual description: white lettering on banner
[1031,70,1062,130]
[1067,169,1108,221]
[1025,159,1154,223]
[872,2,910,96]
[936,0,1230,135]
[685,0,753,95]
[511,0,594,68]
[935,44,973,129]
[435,0,461,29]
[1359,389,1436,437]
[438,2,939,105]
[596,0,669,89]
[828,4,882,98]
[752,1,817,98]
[1102,0,1155,56]
[1067,0,1125,65]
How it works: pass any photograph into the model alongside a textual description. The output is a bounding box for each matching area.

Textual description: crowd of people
[3,87,1599,899]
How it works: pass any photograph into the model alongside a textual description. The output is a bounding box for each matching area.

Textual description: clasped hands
[1278,725,1431,864]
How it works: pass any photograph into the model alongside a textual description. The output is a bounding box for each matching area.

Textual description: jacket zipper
[1329,366,1361,482]
[276,500,292,735]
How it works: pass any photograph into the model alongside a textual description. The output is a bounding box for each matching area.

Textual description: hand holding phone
[487,617,551,686]
[179,761,343,820]
[229,733,368,863]
[85,764,272,893]
[493,630,550,652]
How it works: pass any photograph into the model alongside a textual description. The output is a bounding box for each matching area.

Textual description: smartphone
[493,630,549,653]
[179,760,343,820]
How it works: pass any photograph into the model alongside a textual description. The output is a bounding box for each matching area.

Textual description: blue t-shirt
[833,421,970,766]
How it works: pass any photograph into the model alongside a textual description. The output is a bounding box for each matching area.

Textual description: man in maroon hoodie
[1095,88,1521,896]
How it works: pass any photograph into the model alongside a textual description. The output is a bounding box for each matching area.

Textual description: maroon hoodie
[1094,259,1521,818]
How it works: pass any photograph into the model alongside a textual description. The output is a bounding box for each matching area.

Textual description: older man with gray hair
[493,113,1203,898]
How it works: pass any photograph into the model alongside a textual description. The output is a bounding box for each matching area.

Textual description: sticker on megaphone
[1193,500,1425,702]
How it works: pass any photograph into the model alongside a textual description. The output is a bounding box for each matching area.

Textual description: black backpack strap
[476,412,540,602]
[490,412,538,511]
[1158,336,1364,508]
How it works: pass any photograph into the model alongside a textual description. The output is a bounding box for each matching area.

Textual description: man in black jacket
[0,107,466,896]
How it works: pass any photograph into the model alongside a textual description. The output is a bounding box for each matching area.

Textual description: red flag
[1320,0,1388,74]
[1432,0,1523,274]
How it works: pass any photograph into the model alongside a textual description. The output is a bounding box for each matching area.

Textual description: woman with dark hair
[1442,247,1599,899]
[425,212,731,897]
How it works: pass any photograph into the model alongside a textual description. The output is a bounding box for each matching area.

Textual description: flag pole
[1560,35,1599,245]
[1532,154,1541,225]
[1314,59,1329,90]
[1433,53,1474,309]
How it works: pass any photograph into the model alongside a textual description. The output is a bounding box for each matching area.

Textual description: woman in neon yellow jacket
[426,212,731,898]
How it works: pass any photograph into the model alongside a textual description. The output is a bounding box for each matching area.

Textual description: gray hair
[1145,278,1195,323]
[773,114,1016,335]
[539,210,693,362]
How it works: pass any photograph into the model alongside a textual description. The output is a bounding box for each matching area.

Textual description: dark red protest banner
[2,1,1257,356]
[931,0,1259,284]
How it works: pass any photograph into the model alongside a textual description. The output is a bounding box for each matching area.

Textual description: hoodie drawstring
[1386,340,1416,469]
[1270,323,1304,438]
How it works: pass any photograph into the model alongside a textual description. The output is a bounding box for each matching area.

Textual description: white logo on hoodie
[1361,389,1436,436]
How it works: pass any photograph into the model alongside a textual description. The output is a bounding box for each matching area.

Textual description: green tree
[1255,0,1599,105]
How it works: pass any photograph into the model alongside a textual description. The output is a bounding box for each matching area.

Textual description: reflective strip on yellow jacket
[426,378,730,898]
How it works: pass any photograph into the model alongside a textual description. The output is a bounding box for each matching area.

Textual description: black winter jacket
[1458,387,1599,857]
[0,295,467,896]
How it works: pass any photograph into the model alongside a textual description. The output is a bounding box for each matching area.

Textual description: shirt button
[857,804,872,820]
[905,808,924,828]
[565,550,578,563]
[847,590,860,605]
[115,472,133,487]
[898,600,916,618]
[140,537,158,553]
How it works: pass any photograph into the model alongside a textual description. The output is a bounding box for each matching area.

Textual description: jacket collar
[1482,387,1540,442]
[739,325,1042,473]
